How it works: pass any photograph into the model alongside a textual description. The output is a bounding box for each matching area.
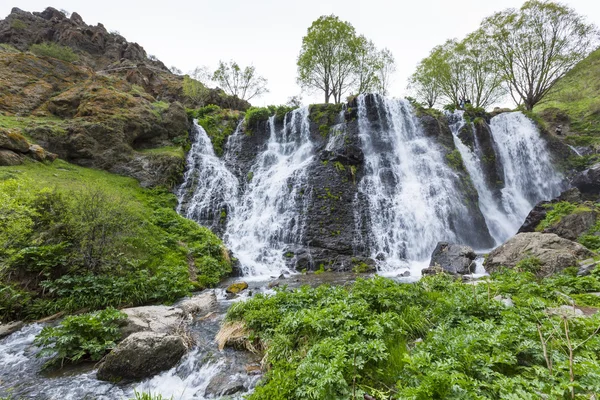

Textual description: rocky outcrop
[205,373,246,398]
[0,128,57,165]
[544,210,597,241]
[97,332,187,381]
[573,163,600,199]
[427,242,477,274]
[484,232,594,277]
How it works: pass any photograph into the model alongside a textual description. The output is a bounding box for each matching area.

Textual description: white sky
[2,0,599,107]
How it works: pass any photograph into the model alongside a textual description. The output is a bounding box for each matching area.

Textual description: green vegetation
[139,146,185,159]
[0,160,231,322]
[10,19,27,30]
[536,48,600,146]
[130,391,173,400]
[34,308,126,368]
[579,218,600,252]
[29,42,79,63]
[310,103,343,137]
[228,269,600,399]
[182,75,210,106]
[445,149,464,171]
[213,60,268,102]
[188,105,242,157]
[535,201,592,231]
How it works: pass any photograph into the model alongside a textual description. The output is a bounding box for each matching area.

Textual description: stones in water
[97,332,187,381]
[0,321,24,339]
[120,305,184,338]
[427,242,477,275]
[484,232,594,277]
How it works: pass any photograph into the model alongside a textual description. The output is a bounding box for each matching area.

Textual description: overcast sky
[2,0,599,107]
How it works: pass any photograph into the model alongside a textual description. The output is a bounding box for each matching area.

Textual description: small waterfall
[447,112,517,244]
[177,121,239,230]
[489,112,563,226]
[225,108,314,277]
[356,95,473,273]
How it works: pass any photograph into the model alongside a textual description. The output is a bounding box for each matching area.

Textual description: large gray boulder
[427,242,477,274]
[176,291,217,316]
[484,232,594,277]
[120,305,184,337]
[573,163,600,197]
[97,332,187,381]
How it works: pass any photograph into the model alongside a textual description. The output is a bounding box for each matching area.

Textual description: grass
[535,48,600,146]
[139,146,185,159]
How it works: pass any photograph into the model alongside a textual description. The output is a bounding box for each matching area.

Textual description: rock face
[427,242,477,274]
[484,232,594,276]
[0,128,56,165]
[120,305,184,338]
[573,163,600,199]
[97,332,187,381]
[544,210,597,241]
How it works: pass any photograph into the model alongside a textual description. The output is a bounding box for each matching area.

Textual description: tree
[354,36,381,95]
[182,75,209,105]
[297,15,360,104]
[212,60,268,101]
[376,48,396,96]
[481,0,597,110]
[408,50,444,108]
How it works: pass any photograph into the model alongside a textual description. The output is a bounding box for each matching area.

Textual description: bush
[245,107,272,127]
[30,42,78,63]
[34,307,127,368]
[227,270,600,399]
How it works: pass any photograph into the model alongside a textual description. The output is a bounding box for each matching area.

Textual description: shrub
[10,19,26,30]
[30,42,78,63]
[245,107,272,127]
[34,307,127,368]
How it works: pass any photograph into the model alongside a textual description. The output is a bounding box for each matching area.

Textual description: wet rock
[573,163,600,199]
[484,232,594,277]
[205,373,246,398]
[176,291,217,316]
[0,321,24,339]
[518,201,551,233]
[97,332,186,381]
[121,305,184,337]
[0,149,23,166]
[429,242,477,274]
[226,282,248,294]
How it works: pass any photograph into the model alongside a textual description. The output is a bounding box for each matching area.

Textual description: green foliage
[190,105,242,157]
[515,256,542,274]
[30,42,78,63]
[213,60,268,101]
[10,19,26,30]
[536,201,582,231]
[34,307,126,368]
[182,75,209,106]
[228,269,600,400]
[245,107,272,127]
[578,218,600,252]
[445,149,464,171]
[0,160,231,321]
[131,391,173,400]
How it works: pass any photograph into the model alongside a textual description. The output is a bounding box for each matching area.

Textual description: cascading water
[224,108,313,277]
[489,112,563,229]
[356,95,479,273]
[448,111,563,245]
[177,121,240,231]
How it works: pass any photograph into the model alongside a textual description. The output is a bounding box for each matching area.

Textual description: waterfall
[356,95,475,273]
[177,121,239,231]
[447,112,517,244]
[489,112,563,228]
[224,108,314,277]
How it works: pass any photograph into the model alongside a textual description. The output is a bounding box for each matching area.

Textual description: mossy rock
[226,282,249,294]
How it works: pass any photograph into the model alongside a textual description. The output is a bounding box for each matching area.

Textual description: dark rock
[518,201,551,233]
[578,259,598,277]
[97,332,186,381]
[205,373,246,397]
[0,129,30,153]
[0,149,23,166]
[544,210,596,241]
[429,242,477,274]
[573,163,600,199]
[484,232,594,277]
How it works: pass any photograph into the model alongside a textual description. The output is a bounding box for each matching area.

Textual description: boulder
[226,282,248,294]
[0,321,24,339]
[543,210,597,241]
[578,259,598,277]
[572,163,600,198]
[205,373,246,398]
[518,201,551,233]
[0,129,30,153]
[0,149,23,166]
[484,232,594,277]
[176,291,217,316]
[428,242,477,274]
[96,332,187,381]
[120,305,184,337]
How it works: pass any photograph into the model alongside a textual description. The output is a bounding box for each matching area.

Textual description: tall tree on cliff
[481,0,597,110]
[212,60,269,102]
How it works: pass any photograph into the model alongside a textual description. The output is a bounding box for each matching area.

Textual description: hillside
[536,48,600,150]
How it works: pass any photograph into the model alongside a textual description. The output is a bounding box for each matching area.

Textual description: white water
[224,108,313,277]
[356,95,470,274]
[489,112,563,228]
[177,121,239,228]
[447,112,518,244]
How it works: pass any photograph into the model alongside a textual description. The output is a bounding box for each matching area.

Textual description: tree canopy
[297,15,395,104]
[212,60,269,102]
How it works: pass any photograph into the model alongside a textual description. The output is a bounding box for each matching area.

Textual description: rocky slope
[0,7,249,187]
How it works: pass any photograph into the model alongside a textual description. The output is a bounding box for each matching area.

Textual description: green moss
[139,146,185,159]
[30,42,79,63]
[10,19,27,30]
[445,149,465,171]
[309,103,343,137]
[536,201,592,231]
[191,106,242,157]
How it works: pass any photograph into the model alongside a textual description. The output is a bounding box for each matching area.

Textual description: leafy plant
[34,307,127,368]
[130,391,173,400]
[30,42,78,63]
